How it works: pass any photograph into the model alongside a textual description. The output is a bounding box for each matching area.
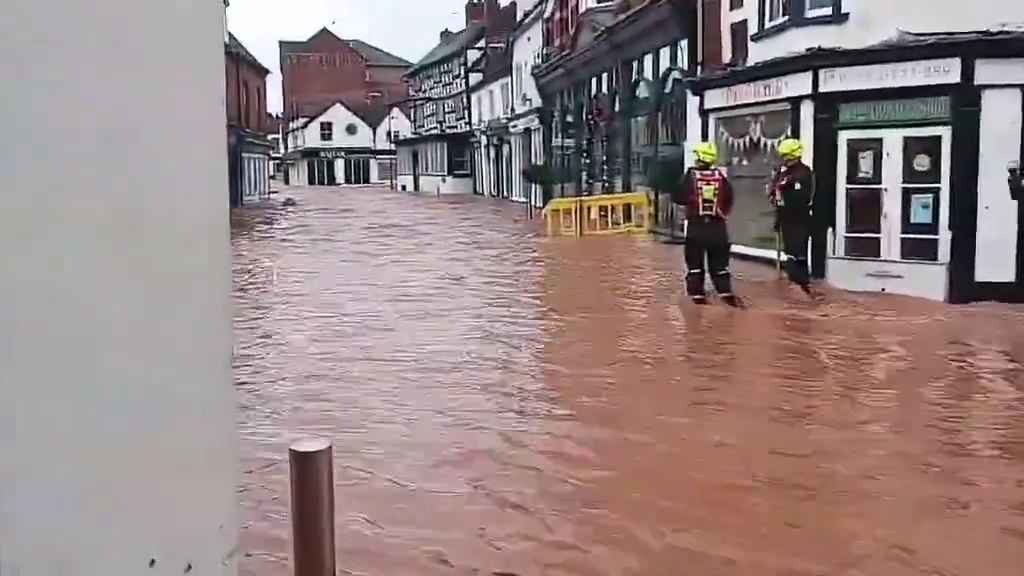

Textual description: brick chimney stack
[465,0,500,27]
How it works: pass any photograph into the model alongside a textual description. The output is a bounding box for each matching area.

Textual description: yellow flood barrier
[542,192,651,236]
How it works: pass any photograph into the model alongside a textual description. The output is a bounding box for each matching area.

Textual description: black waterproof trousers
[685,216,733,297]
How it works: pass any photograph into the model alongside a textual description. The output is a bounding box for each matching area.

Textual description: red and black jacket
[674,167,734,219]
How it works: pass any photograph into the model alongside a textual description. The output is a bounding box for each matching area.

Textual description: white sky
[227,0,477,113]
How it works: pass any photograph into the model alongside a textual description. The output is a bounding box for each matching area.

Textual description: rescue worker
[770,138,816,294]
[674,142,739,306]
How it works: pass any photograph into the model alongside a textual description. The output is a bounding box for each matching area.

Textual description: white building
[469,43,514,199]
[285,100,411,187]
[691,0,1024,303]
[508,0,547,208]
[3,0,237,574]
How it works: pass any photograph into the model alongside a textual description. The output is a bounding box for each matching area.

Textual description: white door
[836,127,952,263]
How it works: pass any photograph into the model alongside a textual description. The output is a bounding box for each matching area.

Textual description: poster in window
[846,138,883,185]
[857,150,875,179]
[910,193,934,225]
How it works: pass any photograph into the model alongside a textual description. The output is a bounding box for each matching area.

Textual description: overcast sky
[227,0,478,113]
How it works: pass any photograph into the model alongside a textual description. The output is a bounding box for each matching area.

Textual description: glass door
[836,127,951,262]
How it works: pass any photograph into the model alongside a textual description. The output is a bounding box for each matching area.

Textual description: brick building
[279,28,412,122]
[226,31,273,207]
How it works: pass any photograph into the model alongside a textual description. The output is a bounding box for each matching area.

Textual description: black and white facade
[397,27,483,195]
[691,0,1024,303]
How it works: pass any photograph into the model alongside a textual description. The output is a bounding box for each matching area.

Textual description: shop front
[695,34,1024,303]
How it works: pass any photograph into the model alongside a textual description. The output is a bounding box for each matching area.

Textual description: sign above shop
[319,150,346,159]
[704,71,813,110]
[819,58,961,93]
[838,97,951,128]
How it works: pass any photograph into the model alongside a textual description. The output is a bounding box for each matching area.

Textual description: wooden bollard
[289,438,336,576]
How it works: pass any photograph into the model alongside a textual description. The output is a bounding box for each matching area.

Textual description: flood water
[232,186,1024,576]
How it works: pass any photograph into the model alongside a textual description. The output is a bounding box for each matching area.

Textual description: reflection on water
[233,186,1024,576]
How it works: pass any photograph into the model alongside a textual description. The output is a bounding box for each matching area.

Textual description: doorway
[344,157,371,185]
[412,149,421,192]
[836,127,952,263]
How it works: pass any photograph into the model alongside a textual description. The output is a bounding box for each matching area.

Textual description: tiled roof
[227,32,270,75]
[407,24,487,74]
[279,29,411,68]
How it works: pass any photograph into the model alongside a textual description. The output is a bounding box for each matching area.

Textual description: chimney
[466,0,499,26]
[440,28,454,42]
[466,0,485,26]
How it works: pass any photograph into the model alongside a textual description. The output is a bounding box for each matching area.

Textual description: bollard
[289,437,336,576]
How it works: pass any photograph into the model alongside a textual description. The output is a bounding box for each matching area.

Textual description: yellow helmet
[693,141,718,164]
[778,138,803,160]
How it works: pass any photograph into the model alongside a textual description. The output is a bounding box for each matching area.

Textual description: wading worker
[770,138,816,295]
[674,142,740,306]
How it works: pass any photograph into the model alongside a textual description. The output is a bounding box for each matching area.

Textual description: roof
[470,48,513,90]
[226,32,270,75]
[279,28,411,68]
[345,39,411,67]
[407,23,487,75]
[289,99,401,133]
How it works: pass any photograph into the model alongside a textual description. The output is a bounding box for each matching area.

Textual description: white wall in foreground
[0,1,237,575]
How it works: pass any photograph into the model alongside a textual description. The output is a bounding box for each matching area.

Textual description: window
[514,63,524,102]
[451,143,469,174]
[729,0,743,9]
[320,121,333,142]
[806,0,835,16]
[487,90,495,120]
[241,81,249,127]
[500,82,511,116]
[766,0,790,26]
[730,20,749,66]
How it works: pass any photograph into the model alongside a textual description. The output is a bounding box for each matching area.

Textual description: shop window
[846,188,882,234]
[451,144,469,174]
[715,109,792,248]
[320,121,333,142]
[900,136,942,262]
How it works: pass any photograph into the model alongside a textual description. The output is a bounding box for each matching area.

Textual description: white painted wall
[975,88,1022,282]
[397,174,474,195]
[512,12,544,114]
[724,0,1024,66]
[471,76,512,127]
[1,1,237,575]
[295,102,374,150]
[374,107,412,151]
[828,258,949,301]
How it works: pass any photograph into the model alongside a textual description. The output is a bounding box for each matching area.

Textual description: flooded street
[233,186,1024,576]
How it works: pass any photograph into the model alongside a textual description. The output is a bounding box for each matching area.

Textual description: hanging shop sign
[837,97,951,128]
[819,58,961,93]
[704,71,813,110]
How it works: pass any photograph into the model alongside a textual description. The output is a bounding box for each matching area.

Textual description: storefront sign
[819,58,961,93]
[838,97,951,127]
[704,71,813,110]
[318,150,346,159]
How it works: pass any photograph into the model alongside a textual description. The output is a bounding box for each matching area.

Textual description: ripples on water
[233,186,1024,576]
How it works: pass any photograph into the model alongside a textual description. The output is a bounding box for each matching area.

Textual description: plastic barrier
[542,192,650,236]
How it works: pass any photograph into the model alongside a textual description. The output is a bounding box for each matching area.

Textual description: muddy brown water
[233,186,1024,576]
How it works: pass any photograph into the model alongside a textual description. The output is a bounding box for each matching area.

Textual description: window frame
[753,0,847,42]
[319,121,333,143]
[764,0,790,29]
